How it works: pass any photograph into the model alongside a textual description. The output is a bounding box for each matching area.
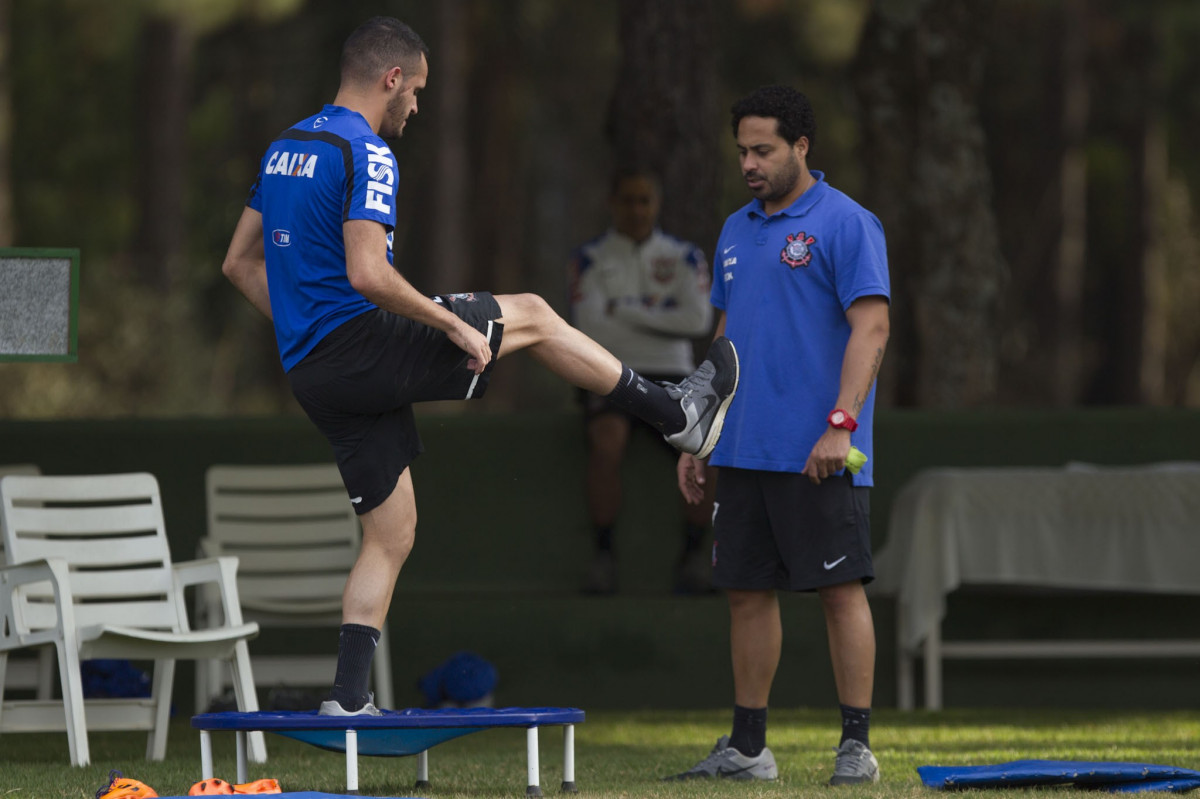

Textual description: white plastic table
[872,463,1200,709]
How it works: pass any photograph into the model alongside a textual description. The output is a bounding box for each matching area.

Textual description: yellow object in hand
[845,446,868,475]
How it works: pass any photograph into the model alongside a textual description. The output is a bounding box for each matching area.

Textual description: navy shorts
[711,467,873,591]
[287,293,504,515]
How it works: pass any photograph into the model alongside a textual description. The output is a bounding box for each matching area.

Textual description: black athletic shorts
[711,467,873,591]
[287,293,504,515]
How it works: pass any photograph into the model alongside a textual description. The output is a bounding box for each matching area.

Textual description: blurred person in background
[568,168,716,595]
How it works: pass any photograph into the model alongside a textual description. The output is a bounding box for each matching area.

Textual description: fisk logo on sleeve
[363,142,395,214]
[265,150,319,178]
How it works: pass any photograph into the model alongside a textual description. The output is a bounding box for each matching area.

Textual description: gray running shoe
[318,693,382,717]
[662,735,778,781]
[829,739,879,785]
[663,337,739,459]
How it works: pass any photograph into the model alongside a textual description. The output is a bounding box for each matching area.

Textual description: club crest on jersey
[781,231,816,268]
[652,257,676,283]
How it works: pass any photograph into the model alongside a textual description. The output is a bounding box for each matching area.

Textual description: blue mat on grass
[192,707,584,757]
[919,761,1200,793]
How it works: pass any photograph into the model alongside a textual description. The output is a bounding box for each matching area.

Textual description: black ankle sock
[604,366,685,434]
[839,703,871,748]
[729,705,767,757]
[329,623,381,710]
[595,525,615,552]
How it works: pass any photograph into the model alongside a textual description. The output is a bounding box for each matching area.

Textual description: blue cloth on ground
[81,659,150,698]
[919,760,1200,793]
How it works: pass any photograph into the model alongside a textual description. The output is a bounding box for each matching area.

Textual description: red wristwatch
[827,409,858,432]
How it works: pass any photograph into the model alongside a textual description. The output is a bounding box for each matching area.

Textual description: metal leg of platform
[346,729,359,794]
[526,726,542,796]
[415,749,431,788]
[561,724,577,793]
[200,730,214,780]
[235,731,248,783]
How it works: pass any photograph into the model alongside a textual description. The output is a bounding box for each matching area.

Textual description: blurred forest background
[1,0,1199,418]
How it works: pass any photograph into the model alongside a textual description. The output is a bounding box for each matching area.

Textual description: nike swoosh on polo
[823,556,847,570]
[722,244,737,255]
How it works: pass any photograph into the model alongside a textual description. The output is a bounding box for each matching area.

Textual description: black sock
[329,623,381,710]
[595,525,615,552]
[839,703,871,748]
[604,366,685,435]
[681,522,705,555]
[729,705,767,757]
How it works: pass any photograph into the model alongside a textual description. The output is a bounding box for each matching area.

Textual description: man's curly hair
[730,85,817,152]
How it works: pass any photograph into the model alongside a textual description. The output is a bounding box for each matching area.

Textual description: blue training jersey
[709,171,890,484]
[247,105,398,371]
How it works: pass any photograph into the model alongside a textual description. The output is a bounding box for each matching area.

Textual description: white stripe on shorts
[464,319,494,399]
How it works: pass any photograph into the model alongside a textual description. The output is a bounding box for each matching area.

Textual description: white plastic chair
[195,464,394,713]
[0,464,53,700]
[0,472,266,766]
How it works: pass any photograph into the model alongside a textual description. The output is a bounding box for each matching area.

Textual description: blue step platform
[192,707,584,796]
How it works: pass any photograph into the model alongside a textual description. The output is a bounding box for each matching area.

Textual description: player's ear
[795,136,809,161]
[383,65,404,91]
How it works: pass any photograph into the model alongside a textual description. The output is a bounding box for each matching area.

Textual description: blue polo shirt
[248,105,398,371]
[709,171,890,484]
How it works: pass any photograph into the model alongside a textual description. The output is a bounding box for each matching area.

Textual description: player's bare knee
[818,581,866,615]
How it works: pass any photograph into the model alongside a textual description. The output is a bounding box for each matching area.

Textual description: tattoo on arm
[851,347,886,417]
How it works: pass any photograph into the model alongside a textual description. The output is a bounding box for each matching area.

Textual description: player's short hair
[609,166,662,198]
[340,16,429,88]
[731,85,817,152]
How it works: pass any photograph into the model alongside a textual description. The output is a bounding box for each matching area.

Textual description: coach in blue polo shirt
[667,85,891,786]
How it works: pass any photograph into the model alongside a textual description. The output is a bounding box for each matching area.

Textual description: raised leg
[526,726,542,797]
[561,724,577,793]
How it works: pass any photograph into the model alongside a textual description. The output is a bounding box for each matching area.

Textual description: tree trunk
[134,14,191,294]
[854,0,1007,408]
[431,0,470,292]
[1132,11,1169,404]
[1051,0,1090,405]
[607,0,720,255]
[0,0,12,245]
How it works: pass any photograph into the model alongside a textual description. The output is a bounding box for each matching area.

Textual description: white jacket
[568,229,712,376]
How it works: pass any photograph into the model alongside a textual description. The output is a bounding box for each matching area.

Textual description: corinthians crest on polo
[781,231,816,268]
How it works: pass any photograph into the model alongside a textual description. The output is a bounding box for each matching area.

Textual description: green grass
[1,708,1199,798]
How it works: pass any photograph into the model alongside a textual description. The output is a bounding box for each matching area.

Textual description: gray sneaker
[829,739,879,785]
[662,735,778,781]
[318,693,383,717]
[663,337,739,459]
